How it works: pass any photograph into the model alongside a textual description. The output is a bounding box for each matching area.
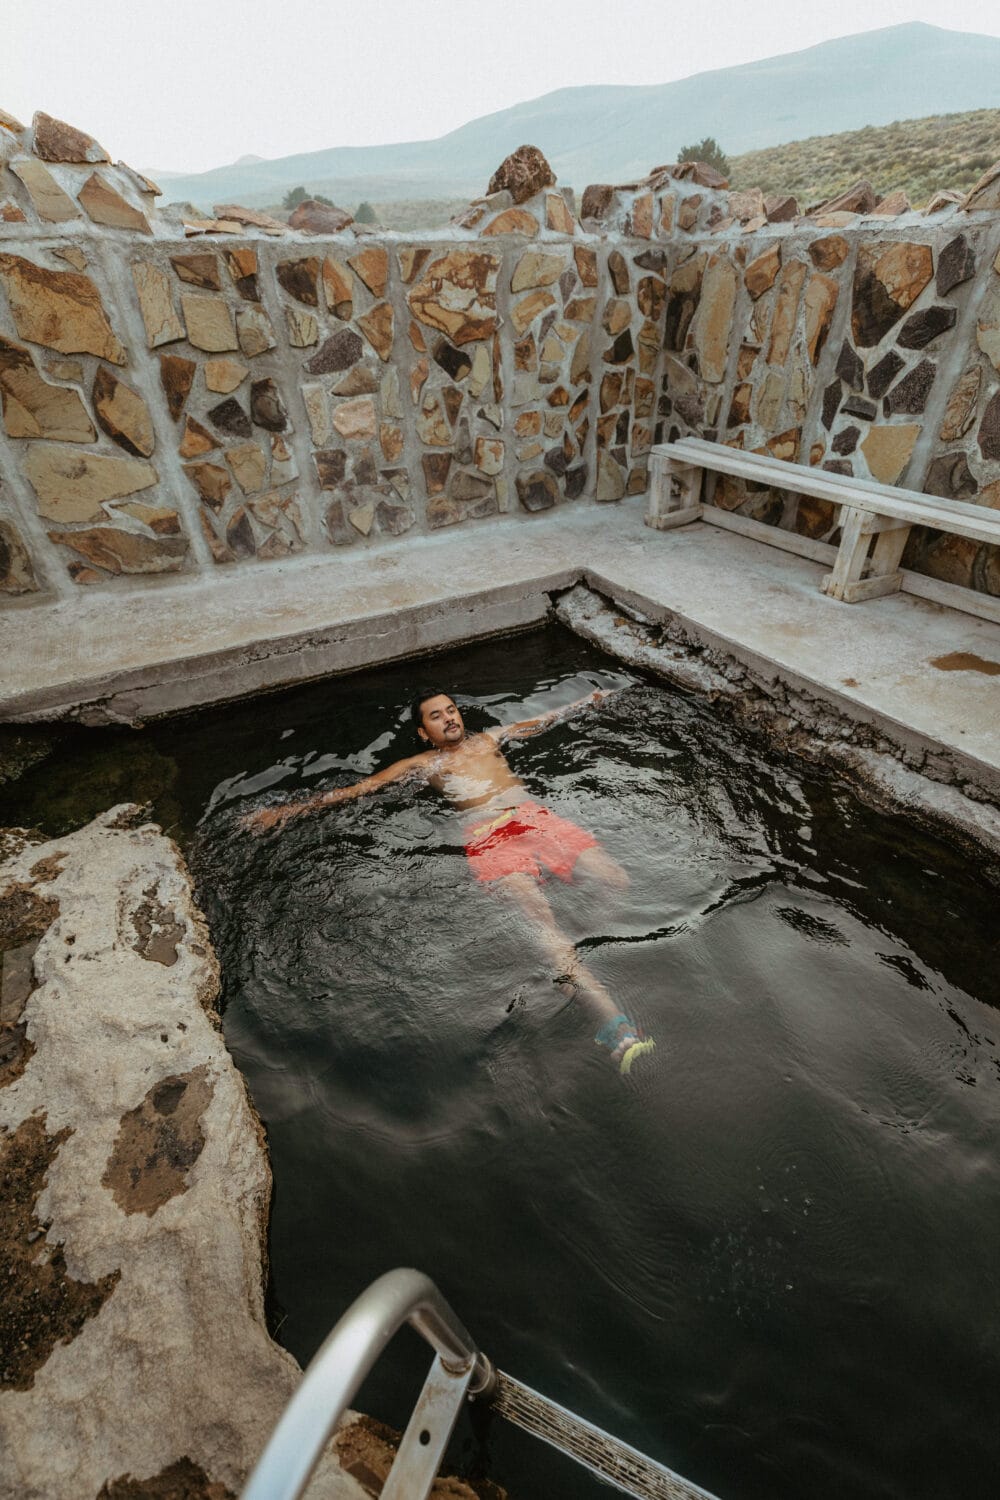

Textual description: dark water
[3,626,1000,1500]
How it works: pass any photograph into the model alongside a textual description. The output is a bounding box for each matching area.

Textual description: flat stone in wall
[0,516,37,593]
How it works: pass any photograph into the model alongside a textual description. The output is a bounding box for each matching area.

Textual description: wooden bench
[647,436,1000,622]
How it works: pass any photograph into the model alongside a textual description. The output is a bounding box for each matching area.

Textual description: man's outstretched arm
[490,688,616,744]
[242,753,428,833]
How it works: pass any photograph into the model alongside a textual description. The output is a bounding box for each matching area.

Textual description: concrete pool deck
[3,497,1000,796]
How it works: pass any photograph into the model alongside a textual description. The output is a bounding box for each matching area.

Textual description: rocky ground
[0,808,368,1500]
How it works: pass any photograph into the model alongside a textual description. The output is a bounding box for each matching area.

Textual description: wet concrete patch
[1,883,59,1088]
[0,1113,120,1391]
[930,650,1000,676]
[102,1067,213,1215]
[130,882,185,966]
[97,1457,234,1500]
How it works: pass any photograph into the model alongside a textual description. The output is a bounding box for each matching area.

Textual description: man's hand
[583,687,619,711]
[242,803,298,834]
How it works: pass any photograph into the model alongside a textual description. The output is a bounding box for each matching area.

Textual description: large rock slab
[212,204,287,235]
[939,365,982,442]
[804,272,839,364]
[0,520,38,595]
[851,241,933,347]
[767,260,808,366]
[408,250,500,345]
[744,245,781,300]
[0,256,126,364]
[812,178,877,217]
[77,172,151,234]
[24,446,157,521]
[0,813,364,1500]
[347,248,388,299]
[357,303,394,361]
[159,354,195,420]
[690,254,737,384]
[288,199,354,234]
[46,526,188,577]
[960,160,1000,213]
[133,264,184,350]
[31,111,108,163]
[511,250,565,294]
[487,145,555,205]
[181,295,238,354]
[975,280,1000,372]
[860,422,919,484]
[0,336,95,442]
[92,367,155,456]
[8,160,79,223]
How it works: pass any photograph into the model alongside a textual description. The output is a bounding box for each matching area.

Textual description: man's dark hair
[410,687,455,738]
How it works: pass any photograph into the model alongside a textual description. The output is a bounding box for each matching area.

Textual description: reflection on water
[3,626,1000,1500]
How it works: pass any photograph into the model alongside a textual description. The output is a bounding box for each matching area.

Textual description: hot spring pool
[3,624,999,1500]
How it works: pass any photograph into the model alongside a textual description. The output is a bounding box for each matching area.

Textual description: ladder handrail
[241,1267,492,1500]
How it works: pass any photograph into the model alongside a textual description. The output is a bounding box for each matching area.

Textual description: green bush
[677,136,731,175]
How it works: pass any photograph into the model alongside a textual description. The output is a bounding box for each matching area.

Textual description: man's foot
[617,1036,656,1076]
[594,1014,656,1075]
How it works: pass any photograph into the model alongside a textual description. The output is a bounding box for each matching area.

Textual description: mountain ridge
[159,23,1000,209]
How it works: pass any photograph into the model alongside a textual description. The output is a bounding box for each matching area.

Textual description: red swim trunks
[464,800,598,884]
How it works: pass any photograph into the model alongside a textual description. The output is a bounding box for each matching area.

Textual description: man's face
[417,695,465,748]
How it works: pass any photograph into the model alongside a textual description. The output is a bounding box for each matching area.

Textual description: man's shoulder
[402,748,437,769]
[376,748,434,781]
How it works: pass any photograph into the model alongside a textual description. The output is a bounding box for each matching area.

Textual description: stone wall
[0,121,658,603]
[3,109,1000,607]
[590,164,1000,595]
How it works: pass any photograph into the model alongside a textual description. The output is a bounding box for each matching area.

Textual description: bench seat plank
[659,437,1000,545]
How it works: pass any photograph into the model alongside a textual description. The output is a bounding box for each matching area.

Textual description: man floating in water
[245,689,654,1075]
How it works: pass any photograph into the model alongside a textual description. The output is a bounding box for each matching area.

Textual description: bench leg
[822,506,870,601]
[868,522,911,579]
[823,511,911,603]
[646,456,703,531]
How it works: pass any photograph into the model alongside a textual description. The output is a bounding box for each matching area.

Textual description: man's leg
[495,871,654,1075]
[493,871,622,1030]
[572,844,630,892]
[472,818,654,1072]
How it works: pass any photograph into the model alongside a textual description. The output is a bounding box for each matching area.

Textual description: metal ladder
[241,1269,722,1500]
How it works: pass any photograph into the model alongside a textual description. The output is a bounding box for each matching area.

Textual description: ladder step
[490,1371,721,1500]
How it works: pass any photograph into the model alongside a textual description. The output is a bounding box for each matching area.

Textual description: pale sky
[3,0,1000,175]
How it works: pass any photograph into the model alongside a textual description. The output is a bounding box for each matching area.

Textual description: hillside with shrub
[730,107,1000,209]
